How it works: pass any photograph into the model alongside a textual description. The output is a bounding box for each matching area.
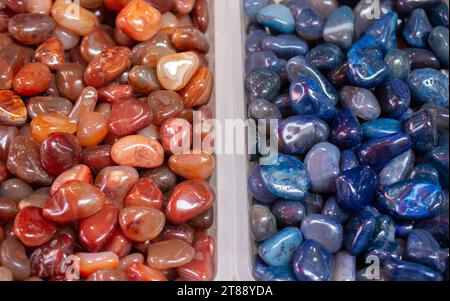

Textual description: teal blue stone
[257,4,296,34]
[384,259,443,281]
[406,229,447,272]
[292,240,333,281]
[365,12,398,53]
[384,49,411,80]
[408,164,442,189]
[258,227,303,266]
[260,154,310,201]
[344,208,377,256]
[402,8,433,48]
[377,179,445,220]
[428,26,449,68]
[362,118,402,139]
[244,0,273,22]
[407,68,449,108]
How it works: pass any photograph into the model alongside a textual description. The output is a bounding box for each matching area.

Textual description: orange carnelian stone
[77,111,108,147]
[171,27,210,53]
[103,228,132,259]
[51,0,98,36]
[50,164,93,195]
[179,67,213,108]
[30,114,78,142]
[147,239,195,270]
[126,263,167,281]
[34,37,65,71]
[124,178,163,210]
[75,252,119,278]
[159,118,192,155]
[13,62,52,97]
[177,251,214,281]
[169,151,215,180]
[119,206,165,242]
[156,52,199,91]
[13,206,57,247]
[111,135,164,168]
[0,90,27,126]
[116,0,162,42]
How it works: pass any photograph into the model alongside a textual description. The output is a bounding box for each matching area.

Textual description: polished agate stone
[323,5,354,49]
[13,62,52,97]
[244,0,271,22]
[402,9,433,48]
[248,164,278,204]
[362,118,402,139]
[408,164,442,188]
[330,109,362,149]
[292,240,333,281]
[27,96,73,119]
[322,197,350,224]
[8,13,55,45]
[261,34,308,59]
[306,43,344,72]
[0,238,31,280]
[406,48,441,70]
[157,52,199,91]
[295,8,324,41]
[340,86,380,121]
[111,135,164,168]
[147,239,195,269]
[301,214,343,254]
[428,26,449,68]
[405,229,447,272]
[383,258,443,281]
[0,178,33,202]
[365,12,398,53]
[51,0,98,36]
[332,251,356,281]
[271,200,306,228]
[248,98,282,122]
[404,109,438,152]
[258,227,303,266]
[109,98,153,136]
[374,79,411,119]
[407,68,449,108]
[13,206,57,247]
[0,91,27,126]
[169,152,215,180]
[245,68,281,101]
[246,29,269,55]
[40,133,82,176]
[378,150,415,187]
[257,4,295,34]
[251,205,277,242]
[119,206,165,242]
[344,209,376,256]
[363,239,401,263]
[384,49,411,80]
[245,50,285,74]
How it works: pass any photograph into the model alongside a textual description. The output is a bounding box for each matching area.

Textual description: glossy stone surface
[248,164,278,204]
[40,133,82,176]
[362,118,402,139]
[51,0,98,36]
[426,146,449,187]
[407,68,449,108]
[278,115,330,155]
[332,251,356,281]
[26,96,72,119]
[406,229,447,272]
[14,62,52,97]
[261,34,308,59]
[323,5,354,49]
[244,0,272,22]
[330,109,362,149]
[428,26,449,68]
[307,43,344,72]
[340,86,381,121]
[245,68,281,101]
[35,37,65,70]
[248,98,282,122]
[336,165,378,212]
[177,251,214,281]
[258,227,303,266]
[292,240,333,281]
[304,142,340,194]
[259,155,310,201]
[344,209,376,255]
[77,111,108,147]
[8,13,55,45]
[384,49,411,80]
[301,214,343,253]
[295,8,324,41]
[179,67,213,108]
[363,239,401,262]
[408,164,442,188]
[374,79,411,119]
[147,239,195,269]
[378,150,415,187]
[377,179,445,220]
[76,252,119,278]
[257,4,295,34]
[384,258,443,281]
[109,98,152,136]
[157,52,199,91]
[55,63,85,102]
[80,145,114,175]
[251,204,277,242]
[245,50,285,74]
[119,206,165,242]
[159,118,192,154]
[365,12,398,53]
[271,200,306,228]
[322,197,350,224]
[111,135,164,168]
[404,109,438,152]
[13,206,56,247]
[403,9,432,48]
[406,48,441,70]
[0,178,33,202]
[429,2,449,27]
[169,152,215,180]
[0,238,31,280]
[30,114,78,142]
[0,91,27,126]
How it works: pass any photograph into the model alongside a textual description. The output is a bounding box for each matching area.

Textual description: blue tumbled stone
[362,118,402,139]
[327,62,350,88]
[261,34,309,59]
[364,239,401,262]
[292,240,333,281]
[248,164,279,204]
[377,179,445,220]
[301,214,344,254]
[404,109,438,152]
[340,150,360,172]
[261,265,297,281]
[330,109,363,149]
[272,93,292,116]
[260,154,310,201]
[336,165,378,212]
[357,132,412,168]
[303,193,325,215]
[248,98,283,122]
[245,68,281,101]
[428,26,449,68]
[365,12,398,53]
[322,197,351,224]
[406,229,447,272]
[245,29,269,54]
[258,227,303,266]
[344,208,377,255]
[244,0,273,22]
[384,49,412,80]
[408,164,442,188]
[306,43,345,72]
[252,256,269,280]
[375,79,411,119]
[407,68,449,108]
[332,251,356,281]
[371,215,396,242]
[257,4,296,33]
[405,47,442,70]
[384,259,443,281]
[278,115,330,155]
[271,199,306,227]
[340,86,381,121]
[251,204,277,242]
[402,8,433,48]
[429,2,449,27]
[245,50,285,74]
[323,5,355,49]
[295,8,324,41]
[289,76,337,121]
[426,146,449,188]
[378,150,415,188]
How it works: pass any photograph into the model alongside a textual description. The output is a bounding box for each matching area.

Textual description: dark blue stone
[257,4,296,33]
[408,164,442,188]
[347,36,390,88]
[245,50,285,74]
[245,68,281,100]
[322,197,351,224]
[428,26,449,68]
[271,199,306,227]
[344,208,377,255]
[248,98,283,122]
[426,146,449,188]
[330,109,363,149]
[404,109,438,152]
[365,12,398,53]
[248,163,279,204]
[429,2,449,27]
[372,215,396,242]
[396,0,443,17]
[278,115,330,155]
[292,240,333,281]
[407,68,449,108]
[260,154,310,201]
[306,43,345,72]
[252,256,268,280]
[244,0,273,22]
[418,215,449,248]
[261,34,309,59]
[289,76,337,121]
[285,56,338,103]
[375,79,411,119]
[357,133,412,168]
[362,118,402,139]
[377,179,445,220]
[384,259,443,281]
[395,221,415,238]
[336,165,378,212]
[402,8,433,48]
[422,103,450,131]
[406,229,447,272]
[364,239,401,262]
[258,227,303,266]
[261,265,297,281]
[327,62,349,89]
[303,193,324,215]
[405,48,441,70]
[295,8,324,41]
[245,29,269,54]
[340,150,360,172]
[273,93,292,117]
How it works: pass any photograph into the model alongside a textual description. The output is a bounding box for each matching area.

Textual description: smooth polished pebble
[301,214,343,254]
[244,0,272,22]
[378,150,415,188]
[330,109,362,149]
[322,197,350,224]
[257,4,296,34]
[323,5,354,49]
[306,43,344,72]
[340,150,360,172]
[429,2,449,27]
[245,68,281,101]
[402,9,433,48]
[245,30,269,55]
[271,200,306,228]
[428,26,449,68]
[248,98,282,123]
[332,251,356,281]
[295,8,324,41]
[384,49,411,80]
[408,164,442,188]
[292,240,333,281]
[363,239,401,262]
[375,79,411,119]
[251,205,277,242]
[405,229,447,272]
[248,164,279,204]
[362,118,402,139]
[340,86,381,121]
[261,34,309,59]
[258,227,303,267]
[407,68,449,108]
[406,48,441,70]
[371,214,396,242]
[383,258,443,281]
[344,209,376,256]
[404,109,438,152]
[365,12,398,53]
[245,50,285,74]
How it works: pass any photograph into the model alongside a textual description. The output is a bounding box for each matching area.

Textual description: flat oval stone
[332,251,356,281]
[301,214,343,253]
[340,86,381,121]
[251,205,277,242]
[378,150,415,187]
[404,109,438,152]
[271,200,306,228]
[375,79,411,119]
[119,206,165,242]
[245,68,281,101]
[384,49,411,80]
[278,115,329,155]
[30,113,78,142]
[27,96,72,119]
[306,43,344,72]
[336,165,378,212]
[344,209,376,255]
[245,50,285,74]
[258,227,303,266]
[111,135,164,168]
[330,109,363,149]
[365,12,398,53]
[383,258,443,281]
[407,68,449,108]
[378,179,445,220]
[304,142,340,194]
[261,34,309,59]
[322,197,350,224]
[292,240,333,281]
[405,229,447,272]
[147,239,195,269]
[0,238,31,280]
[295,8,324,41]
[403,8,433,48]
[257,4,295,34]
[323,5,354,49]
[428,26,449,68]
[169,151,215,180]
[362,118,402,139]
[0,178,33,202]
[259,154,310,201]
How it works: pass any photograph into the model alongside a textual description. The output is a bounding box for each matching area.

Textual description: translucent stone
[40,133,81,176]
[124,178,163,210]
[119,206,165,242]
[51,0,98,36]
[30,114,78,142]
[108,97,153,136]
[52,25,80,50]
[126,262,167,281]
[56,63,86,102]
[0,178,33,202]
[80,27,116,62]
[13,62,52,97]
[69,87,98,122]
[168,151,215,180]
[27,96,73,119]
[13,206,57,247]
[147,239,195,269]
[0,90,27,126]
[111,135,164,168]
[8,13,55,45]
[77,111,108,147]
[75,252,119,278]
[171,27,210,53]
[51,164,93,195]
[159,118,192,154]
[128,65,161,94]
[179,67,213,108]
[156,52,200,91]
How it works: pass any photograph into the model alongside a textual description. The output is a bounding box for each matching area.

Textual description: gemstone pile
[0,0,215,281]
[245,0,449,281]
